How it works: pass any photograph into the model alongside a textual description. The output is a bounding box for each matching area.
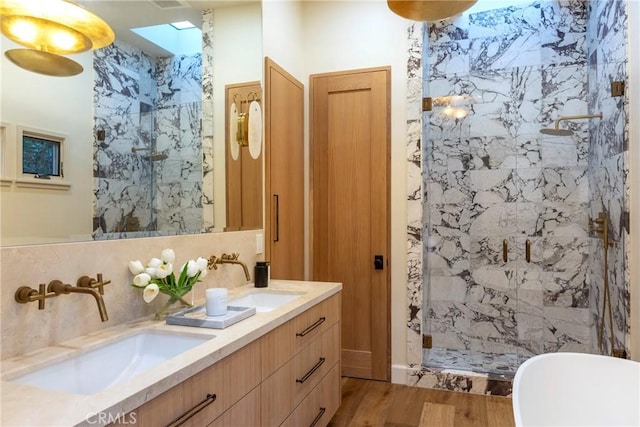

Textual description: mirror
[0,0,262,246]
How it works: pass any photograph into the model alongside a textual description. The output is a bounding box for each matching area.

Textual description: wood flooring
[328,377,515,427]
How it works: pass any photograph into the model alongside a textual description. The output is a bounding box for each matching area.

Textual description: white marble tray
[166,305,256,329]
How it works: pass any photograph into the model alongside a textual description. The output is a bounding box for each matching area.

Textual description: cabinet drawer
[112,382,186,427]
[187,340,261,425]
[261,320,293,380]
[293,322,340,407]
[261,323,340,426]
[208,386,260,427]
[282,362,341,427]
[114,340,260,427]
[293,294,340,354]
[261,362,294,426]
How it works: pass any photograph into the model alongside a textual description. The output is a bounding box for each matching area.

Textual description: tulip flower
[155,263,172,279]
[196,257,208,273]
[143,283,159,303]
[133,272,151,287]
[161,249,175,264]
[129,260,145,275]
[185,260,199,278]
[148,258,162,268]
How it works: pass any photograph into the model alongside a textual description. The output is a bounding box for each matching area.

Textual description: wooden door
[310,67,390,380]
[264,58,304,280]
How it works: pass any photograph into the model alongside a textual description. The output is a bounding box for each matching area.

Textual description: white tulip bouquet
[129,249,208,309]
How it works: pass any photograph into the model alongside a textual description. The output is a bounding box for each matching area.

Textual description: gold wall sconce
[432,95,474,119]
[229,91,262,160]
[225,81,263,232]
[0,0,115,76]
[387,0,477,21]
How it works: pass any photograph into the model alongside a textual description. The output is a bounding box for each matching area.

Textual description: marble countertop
[0,280,341,427]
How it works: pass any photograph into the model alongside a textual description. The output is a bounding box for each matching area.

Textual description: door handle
[503,240,508,263]
[374,255,384,270]
[526,239,531,263]
[273,194,279,242]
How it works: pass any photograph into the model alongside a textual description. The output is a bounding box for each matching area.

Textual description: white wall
[628,0,640,361]
[212,4,263,231]
[0,36,93,245]
[261,0,305,82]
[262,0,411,374]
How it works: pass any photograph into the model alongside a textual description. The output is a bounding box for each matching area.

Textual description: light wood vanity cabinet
[111,340,261,427]
[111,292,341,427]
[261,293,341,427]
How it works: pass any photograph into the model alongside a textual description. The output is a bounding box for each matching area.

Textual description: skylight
[131,21,201,56]
[170,21,196,30]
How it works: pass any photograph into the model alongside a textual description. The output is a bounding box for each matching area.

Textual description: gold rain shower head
[540,113,603,136]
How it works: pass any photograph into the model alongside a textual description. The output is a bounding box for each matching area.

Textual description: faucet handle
[15,284,53,310]
[207,255,219,270]
[77,274,111,296]
[221,253,239,261]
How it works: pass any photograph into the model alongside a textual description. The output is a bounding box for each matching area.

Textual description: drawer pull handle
[167,393,216,427]
[309,407,326,427]
[296,357,326,384]
[296,317,326,337]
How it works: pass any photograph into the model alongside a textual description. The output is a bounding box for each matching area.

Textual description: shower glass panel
[92,40,203,239]
[422,0,593,377]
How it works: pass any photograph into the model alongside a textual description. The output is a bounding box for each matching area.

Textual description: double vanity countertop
[0,280,342,427]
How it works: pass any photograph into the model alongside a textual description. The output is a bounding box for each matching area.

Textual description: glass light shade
[0,0,114,54]
[387,0,478,21]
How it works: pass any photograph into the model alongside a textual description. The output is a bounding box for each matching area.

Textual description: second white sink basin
[230,290,303,312]
[9,330,213,395]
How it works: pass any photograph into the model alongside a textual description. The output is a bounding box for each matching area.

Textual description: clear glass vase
[155,294,192,320]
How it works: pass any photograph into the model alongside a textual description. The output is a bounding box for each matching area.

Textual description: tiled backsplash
[0,230,261,360]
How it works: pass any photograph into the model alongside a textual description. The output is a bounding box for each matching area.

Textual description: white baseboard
[391,364,408,384]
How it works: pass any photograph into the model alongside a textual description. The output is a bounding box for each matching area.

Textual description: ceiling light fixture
[0,0,115,76]
[387,0,478,21]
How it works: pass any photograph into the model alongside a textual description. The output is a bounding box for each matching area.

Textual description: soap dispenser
[254,261,269,288]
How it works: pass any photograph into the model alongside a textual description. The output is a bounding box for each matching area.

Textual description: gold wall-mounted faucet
[207,253,251,282]
[15,274,111,322]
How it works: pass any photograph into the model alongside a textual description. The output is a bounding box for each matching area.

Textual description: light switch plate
[256,233,264,254]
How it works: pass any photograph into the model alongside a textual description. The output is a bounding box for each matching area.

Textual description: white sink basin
[230,291,303,312]
[513,352,640,426]
[9,330,213,395]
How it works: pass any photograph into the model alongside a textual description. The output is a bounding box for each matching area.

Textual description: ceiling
[78,0,258,57]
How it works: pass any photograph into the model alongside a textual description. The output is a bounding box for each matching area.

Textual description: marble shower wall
[93,39,204,239]
[422,0,598,362]
[586,0,629,356]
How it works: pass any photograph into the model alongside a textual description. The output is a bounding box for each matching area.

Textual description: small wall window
[15,126,69,190]
[22,134,62,177]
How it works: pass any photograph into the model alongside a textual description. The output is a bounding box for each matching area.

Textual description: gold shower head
[540,113,603,136]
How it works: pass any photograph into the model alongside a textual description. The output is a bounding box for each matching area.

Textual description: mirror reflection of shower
[131,146,168,161]
[540,113,603,136]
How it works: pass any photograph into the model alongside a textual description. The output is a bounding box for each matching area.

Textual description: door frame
[309,66,392,380]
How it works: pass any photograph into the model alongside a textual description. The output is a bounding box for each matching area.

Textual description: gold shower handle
[503,239,508,263]
[526,239,531,263]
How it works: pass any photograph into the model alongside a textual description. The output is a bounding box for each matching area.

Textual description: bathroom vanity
[0,280,341,427]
